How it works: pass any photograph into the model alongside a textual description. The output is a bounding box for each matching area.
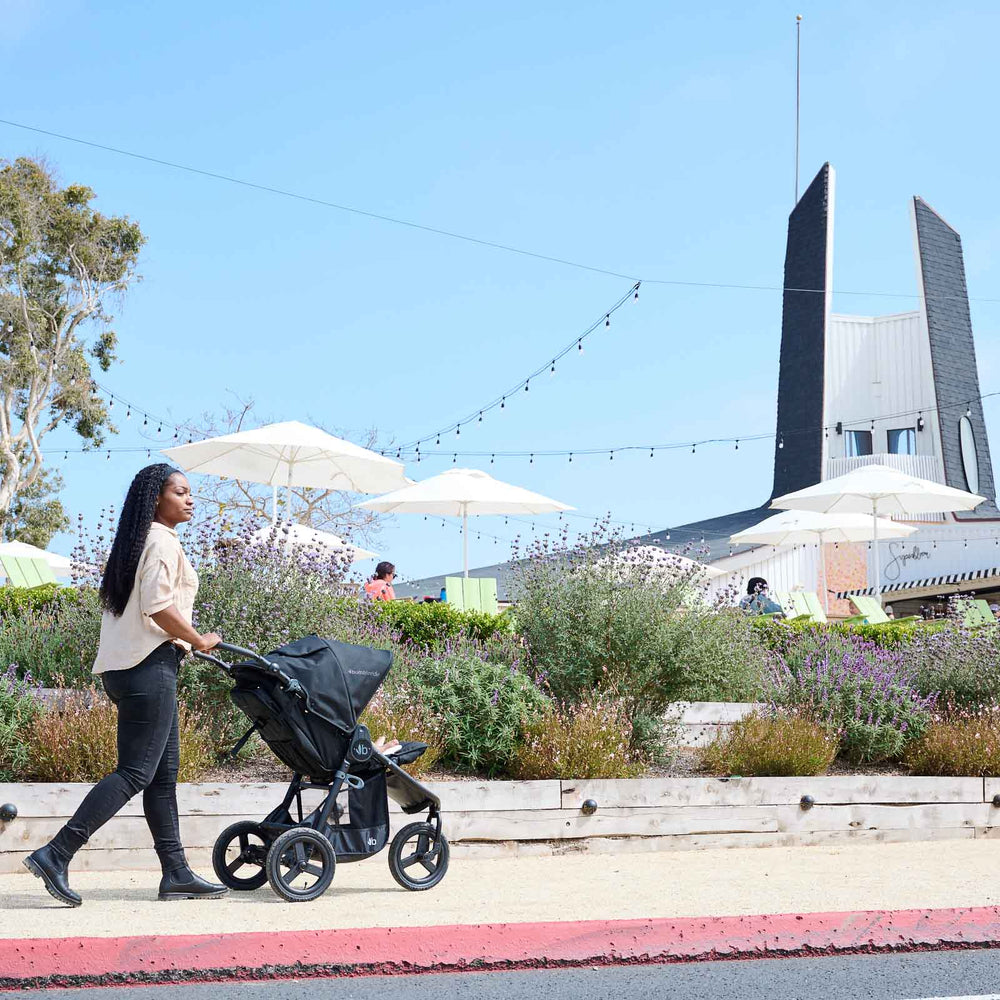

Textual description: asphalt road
[7,950,1000,1000]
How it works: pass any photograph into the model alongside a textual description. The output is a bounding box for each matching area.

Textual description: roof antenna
[794,14,802,204]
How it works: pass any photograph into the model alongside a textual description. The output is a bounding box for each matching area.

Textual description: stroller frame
[195,641,449,901]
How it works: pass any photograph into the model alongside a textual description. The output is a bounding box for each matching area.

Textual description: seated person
[364,561,397,602]
[739,576,783,615]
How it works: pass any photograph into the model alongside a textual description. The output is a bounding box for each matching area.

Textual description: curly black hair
[99,464,183,617]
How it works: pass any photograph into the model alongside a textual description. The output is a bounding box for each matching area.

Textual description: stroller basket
[194,637,448,901]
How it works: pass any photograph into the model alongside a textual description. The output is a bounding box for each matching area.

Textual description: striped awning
[835,566,1000,599]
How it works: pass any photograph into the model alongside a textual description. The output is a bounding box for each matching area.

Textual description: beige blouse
[93,522,199,674]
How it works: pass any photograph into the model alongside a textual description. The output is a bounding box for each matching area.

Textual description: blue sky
[2,0,999,584]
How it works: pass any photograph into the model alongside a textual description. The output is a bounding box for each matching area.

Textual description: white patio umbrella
[771,465,985,605]
[355,468,573,577]
[250,523,377,562]
[163,421,409,524]
[730,510,918,611]
[0,540,74,578]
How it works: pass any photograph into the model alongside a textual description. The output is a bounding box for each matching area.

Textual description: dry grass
[699,711,838,777]
[25,689,215,782]
[904,709,1000,776]
[512,693,645,780]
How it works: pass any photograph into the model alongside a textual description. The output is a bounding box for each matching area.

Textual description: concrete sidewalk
[3,839,1000,938]
[3,840,1000,987]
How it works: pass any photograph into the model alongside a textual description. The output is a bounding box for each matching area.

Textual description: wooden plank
[772,802,993,833]
[0,779,561,819]
[2,826,978,874]
[448,826,976,859]
[446,807,777,841]
[560,776,984,810]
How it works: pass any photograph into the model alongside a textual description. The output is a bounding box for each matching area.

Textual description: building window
[887,428,916,455]
[845,430,873,457]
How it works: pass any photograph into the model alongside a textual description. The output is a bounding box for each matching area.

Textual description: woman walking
[24,464,227,906]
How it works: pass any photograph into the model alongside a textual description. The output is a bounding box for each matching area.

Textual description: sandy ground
[2,839,999,940]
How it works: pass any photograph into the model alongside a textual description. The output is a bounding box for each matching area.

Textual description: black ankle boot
[158,867,228,901]
[24,844,82,907]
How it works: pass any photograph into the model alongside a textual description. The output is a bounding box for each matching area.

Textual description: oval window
[959,415,980,494]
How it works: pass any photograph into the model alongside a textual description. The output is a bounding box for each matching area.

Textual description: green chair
[959,598,997,629]
[0,554,56,588]
[848,594,922,625]
[800,591,828,624]
[771,591,812,623]
[443,576,500,615]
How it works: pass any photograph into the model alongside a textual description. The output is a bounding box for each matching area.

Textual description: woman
[24,464,227,907]
[364,561,396,602]
[738,576,783,616]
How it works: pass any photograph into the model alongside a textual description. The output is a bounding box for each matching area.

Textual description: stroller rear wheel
[266,827,336,902]
[212,821,270,891]
[388,822,450,891]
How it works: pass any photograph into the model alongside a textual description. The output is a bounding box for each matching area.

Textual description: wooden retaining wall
[2,776,999,872]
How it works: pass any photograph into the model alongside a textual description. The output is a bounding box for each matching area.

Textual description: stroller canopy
[255,636,392,733]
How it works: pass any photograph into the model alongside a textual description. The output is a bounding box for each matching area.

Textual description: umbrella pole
[463,506,469,578]
[872,499,883,607]
[820,538,829,614]
[286,462,294,525]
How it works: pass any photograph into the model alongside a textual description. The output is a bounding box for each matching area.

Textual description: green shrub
[0,588,101,688]
[405,649,550,776]
[750,616,942,653]
[906,626,1000,710]
[512,693,645,779]
[0,665,43,780]
[372,600,511,647]
[903,710,1000,776]
[699,711,838,777]
[0,583,64,618]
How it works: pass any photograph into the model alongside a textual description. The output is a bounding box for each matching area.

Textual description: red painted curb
[2,907,1000,985]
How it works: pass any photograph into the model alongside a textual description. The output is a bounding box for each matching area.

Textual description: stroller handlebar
[192,642,304,699]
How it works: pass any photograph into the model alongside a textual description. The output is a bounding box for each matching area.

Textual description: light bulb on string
[665,532,670,540]
[157,423,162,435]
[634,283,640,301]
[478,411,483,422]
[650,448,654,458]
[452,454,457,464]
[435,435,440,446]
[691,444,696,454]
[550,361,555,376]
[735,440,739,451]
[529,454,533,464]
[778,436,784,450]
[967,404,973,418]
[569,452,573,463]
[605,314,610,328]
[126,407,131,420]
[106,451,110,460]
[491,454,495,464]
[577,339,583,353]
[609,451,614,461]
[525,381,529,393]
[63,451,67,461]
[456,425,460,437]
[500,397,505,409]
[143,414,147,426]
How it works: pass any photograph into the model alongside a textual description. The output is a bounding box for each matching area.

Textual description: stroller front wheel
[212,821,270,891]
[388,822,450,891]
[266,827,336,902]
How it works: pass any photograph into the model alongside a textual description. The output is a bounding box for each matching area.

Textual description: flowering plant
[768,632,936,762]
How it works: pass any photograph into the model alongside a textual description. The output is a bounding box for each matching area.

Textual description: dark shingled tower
[770,162,831,501]
[914,197,998,517]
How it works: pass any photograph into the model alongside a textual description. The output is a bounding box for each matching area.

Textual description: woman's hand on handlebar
[192,632,222,652]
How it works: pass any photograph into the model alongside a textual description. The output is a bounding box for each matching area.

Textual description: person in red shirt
[364,561,396,601]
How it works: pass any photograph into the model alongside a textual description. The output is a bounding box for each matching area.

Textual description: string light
[605,314,610,328]
[778,436,784,449]
[967,403,973,418]
[550,361,555,375]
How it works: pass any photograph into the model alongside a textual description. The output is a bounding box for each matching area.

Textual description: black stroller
[193,636,448,902]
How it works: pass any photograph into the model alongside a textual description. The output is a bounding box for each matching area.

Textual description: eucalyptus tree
[0,157,145,526]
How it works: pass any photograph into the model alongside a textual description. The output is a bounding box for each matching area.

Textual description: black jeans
[49,642,188,874]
